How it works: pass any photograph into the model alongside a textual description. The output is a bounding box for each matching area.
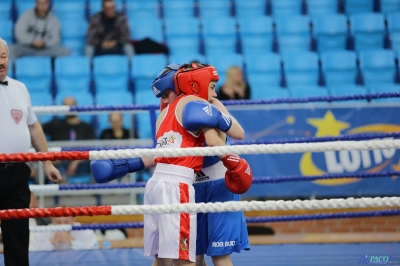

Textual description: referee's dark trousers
[0,163,31,266]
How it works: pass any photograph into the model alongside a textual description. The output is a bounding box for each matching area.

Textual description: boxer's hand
[221,155,253,194]
[90,158,144,183]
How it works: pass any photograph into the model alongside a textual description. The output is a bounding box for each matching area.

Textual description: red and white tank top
[155,95,205,173]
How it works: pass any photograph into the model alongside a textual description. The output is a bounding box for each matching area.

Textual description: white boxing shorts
[144,163,197,262]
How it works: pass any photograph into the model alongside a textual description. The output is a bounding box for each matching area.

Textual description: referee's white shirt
[0,76,37,153]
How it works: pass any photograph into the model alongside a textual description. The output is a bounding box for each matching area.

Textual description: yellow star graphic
[307,110,350,137]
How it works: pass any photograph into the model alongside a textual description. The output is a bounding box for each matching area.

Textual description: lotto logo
[213,70,218,76]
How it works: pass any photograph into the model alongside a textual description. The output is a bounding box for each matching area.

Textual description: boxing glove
[182,101,232,132]
[221,154,253,194]
[90,158,145,183]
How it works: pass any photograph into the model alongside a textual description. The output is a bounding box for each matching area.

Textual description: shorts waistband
[153,163,195,185]
[195,161,226,183]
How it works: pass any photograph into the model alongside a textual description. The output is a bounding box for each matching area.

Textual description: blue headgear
[151,63,180,98]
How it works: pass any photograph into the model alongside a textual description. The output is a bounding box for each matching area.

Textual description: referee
[0,38,62,265]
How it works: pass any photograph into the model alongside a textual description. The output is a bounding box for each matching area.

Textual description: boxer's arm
[211,98,244,140]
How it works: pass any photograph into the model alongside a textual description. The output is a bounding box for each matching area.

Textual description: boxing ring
[1,93,400,265]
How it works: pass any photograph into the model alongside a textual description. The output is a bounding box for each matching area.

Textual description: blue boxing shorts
[194,159,250,256]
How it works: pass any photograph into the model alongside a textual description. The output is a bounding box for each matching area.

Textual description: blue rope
[69,209,400,230]
[59,183,146,190]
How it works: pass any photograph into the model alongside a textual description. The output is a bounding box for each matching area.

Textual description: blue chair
[52,1,86,21]
[15,56,52,92]
[358,49,397,85]
[88,0,124,16]
[270,0,303,16]
[207,53,244,85]
[126,1,159,19]
[234,0,267,17]
[95,91,134,136]
[306,0,338,15]
[93,55,130,93]
[15,0,35,17]
[0,20,13,45]
[320,50,357,86]
[238,16,274,55]
[275,15,311,54]
[250,85,290,100]
[328,85,368,103]
[344,0,374,14]
[311,14,348,52]
[202,17,238,55]
[282,52,320,87]
[380,0,400,14]
[30,91,54,123]
[55,90,94,124]
[131,54,168,92]
[165,37,201,55]
[60,19,88,56]
[387,12,400,51]
[289,86,329,98]
[198,0,232,18]
[8,59,13,78]
[368,84,400,102]
[349,12,385,51]
[54,56,91,94]
[0,0,12,21]
[133,89,159,139]
[164,17,201,55]
[245,53,282,87]
[168,53,207,65]
[162,0,195,18]
[129,17,163,43]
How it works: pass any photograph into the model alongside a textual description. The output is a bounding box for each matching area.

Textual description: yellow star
[307,110,350,137]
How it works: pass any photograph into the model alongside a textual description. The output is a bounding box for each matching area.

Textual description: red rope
[0,151,90,162]
[0,206,112,220]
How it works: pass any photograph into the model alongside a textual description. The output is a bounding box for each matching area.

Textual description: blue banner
[229,105,400,199]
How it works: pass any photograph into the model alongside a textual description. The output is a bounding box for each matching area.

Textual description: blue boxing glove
[182,101,232,132]
[90,158,145,183]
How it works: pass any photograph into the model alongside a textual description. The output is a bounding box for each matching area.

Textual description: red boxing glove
[221,154,253,194]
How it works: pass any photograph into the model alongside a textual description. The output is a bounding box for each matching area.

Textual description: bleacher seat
[55,90,94,124]
[207,53,244,86]
[380,0,400,14]
[202,17,238,55]
[270,0,303,16]
[245,52,282,87]
[234,0,267,17]
[131,54,168,92]
[60,19,88,56]
[0,20,13,45]
[368,84,400,102]
[168,53,206,65]
[164,17,201,55]
[238,16,274,55]
[320,50,357,86]
[15,0,35,17]
[387,12,400,51]
[250,86,290,100]
[0,0,12,21]
[129,17,163,43]
[289,86,329,98]
[349,12,386,51]
[275,15,311,54]
[126,0,159,18]
[358,49,397,85]
[134,90,159,139]
[306,0,338,15]
[198,0,232,18]
[344,0,374,14]
[95,91,134,136]
[30,91,54,123]
[55,56,91,94]
[162,0,195,18]
[8,59,13,78]
[328,85,368,103]
[282,52,320,87]
[93,55,130,93]
[52,1,86,21]
[311,14,348,52]
[88,0,124,16]
[15,56,52,92]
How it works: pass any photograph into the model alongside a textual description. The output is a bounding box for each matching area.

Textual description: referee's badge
[11,109,22,124]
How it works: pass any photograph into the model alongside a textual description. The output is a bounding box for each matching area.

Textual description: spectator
[85,0,134,59]
[42,96,95,182]
[217,66,251,100]
[29,208,98,251]
[29,192,51,227]
[9,0,70,60]
[100,112,136,139]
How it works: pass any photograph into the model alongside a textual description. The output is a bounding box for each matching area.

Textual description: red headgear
[174,63,219,101]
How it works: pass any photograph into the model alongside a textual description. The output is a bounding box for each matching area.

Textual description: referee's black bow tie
[0,81,8,86]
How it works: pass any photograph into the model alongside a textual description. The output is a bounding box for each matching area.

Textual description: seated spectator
[217,66,251,100]
[85,0,134,59]
[9,0,70,60]
[42,96,95,182]
[29,207,98,251]
[100,112,136,139]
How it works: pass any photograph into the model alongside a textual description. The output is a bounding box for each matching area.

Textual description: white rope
[111,197,400,215]
[33,106,70,114]
[89,139,400,159]
[28,225,72,233]
[30,185,59,193]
